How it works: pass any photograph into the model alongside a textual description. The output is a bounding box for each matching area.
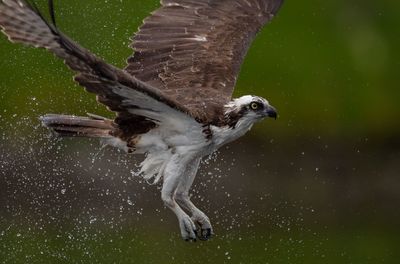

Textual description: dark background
[0,0,399,263]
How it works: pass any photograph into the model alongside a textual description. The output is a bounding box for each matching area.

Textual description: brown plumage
[0,0,283,140]
[40,114,114,138]
[0,0,188,141]
[126,0,283,124]
[0,0,284,241]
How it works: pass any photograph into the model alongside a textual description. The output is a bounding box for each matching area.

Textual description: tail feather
[40,114,114,138]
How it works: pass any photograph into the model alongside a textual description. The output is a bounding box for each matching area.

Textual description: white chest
[210,120,254,149]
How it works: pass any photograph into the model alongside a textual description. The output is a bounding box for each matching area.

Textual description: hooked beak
[264,105,278,120]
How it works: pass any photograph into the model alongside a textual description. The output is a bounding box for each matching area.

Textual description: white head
[224,95,277,128]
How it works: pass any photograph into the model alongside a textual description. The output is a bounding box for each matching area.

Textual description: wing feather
[0,0,193,139]
[125,0,284,124]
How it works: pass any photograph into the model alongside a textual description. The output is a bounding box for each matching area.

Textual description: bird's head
[224,95,277,128]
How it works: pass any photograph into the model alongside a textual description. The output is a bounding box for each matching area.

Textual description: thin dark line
[48,0,57,27]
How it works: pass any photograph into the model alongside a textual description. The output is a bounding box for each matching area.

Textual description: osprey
[0,0,283,241]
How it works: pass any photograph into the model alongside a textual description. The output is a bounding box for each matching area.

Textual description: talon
[184,237,197,242]
[197,228,213,241]
[203,228,210,237]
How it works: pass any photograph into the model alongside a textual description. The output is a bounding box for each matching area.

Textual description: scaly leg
[161,153,198,241]
[175,158,213,240]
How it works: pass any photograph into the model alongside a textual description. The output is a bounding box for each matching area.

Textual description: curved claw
[185,229,198,242]
[197,228,213,241]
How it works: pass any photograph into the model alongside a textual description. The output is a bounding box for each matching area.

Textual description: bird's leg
[161,154,197,241]
[175,158,213,241]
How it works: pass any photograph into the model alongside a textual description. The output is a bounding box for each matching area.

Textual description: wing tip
[274,0,285,14]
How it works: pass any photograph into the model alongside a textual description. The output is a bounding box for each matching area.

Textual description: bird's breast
[210,123,254,148]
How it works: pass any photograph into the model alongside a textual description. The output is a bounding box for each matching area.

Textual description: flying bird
[0,0,283,241]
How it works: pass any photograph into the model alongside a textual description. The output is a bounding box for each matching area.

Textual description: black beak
[265,106,278,120]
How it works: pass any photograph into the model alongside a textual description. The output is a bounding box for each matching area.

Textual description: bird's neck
[210,118,254,147]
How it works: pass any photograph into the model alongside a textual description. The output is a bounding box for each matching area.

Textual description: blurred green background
[0,0,399,263]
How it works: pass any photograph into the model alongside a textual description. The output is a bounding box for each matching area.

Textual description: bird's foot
[192,213,214,241]
[179,215,197,241]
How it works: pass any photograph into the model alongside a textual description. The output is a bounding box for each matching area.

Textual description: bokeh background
[1,0,399,263]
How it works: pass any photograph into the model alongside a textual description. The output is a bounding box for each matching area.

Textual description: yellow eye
[250,102,259,110]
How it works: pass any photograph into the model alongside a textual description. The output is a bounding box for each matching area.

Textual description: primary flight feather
[0,0,283,241]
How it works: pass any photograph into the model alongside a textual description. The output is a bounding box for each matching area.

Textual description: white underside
[99,92,263,240]
[105,125,209,184]
[101,83,258,184]
[104,116,254,184]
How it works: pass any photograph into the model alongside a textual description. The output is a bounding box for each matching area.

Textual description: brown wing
[125,0,284,124]
[0,0,192,139]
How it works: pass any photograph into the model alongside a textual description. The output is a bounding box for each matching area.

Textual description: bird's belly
[135,128,209,154]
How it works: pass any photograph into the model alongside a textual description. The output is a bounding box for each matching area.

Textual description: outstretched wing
[0,0,194,139]
[126,0,284,124]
